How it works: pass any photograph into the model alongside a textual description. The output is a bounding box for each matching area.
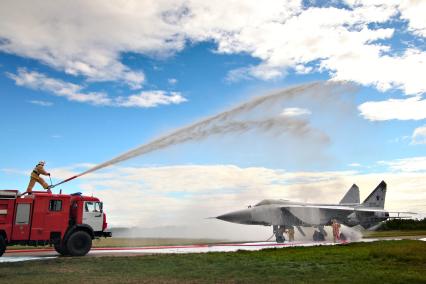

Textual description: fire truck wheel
[54,242,69,256]
[0,235,6,257]
[66,231,92,257]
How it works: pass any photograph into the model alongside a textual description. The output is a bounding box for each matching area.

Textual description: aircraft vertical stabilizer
[362,181,387,208]
[339,184,360,204]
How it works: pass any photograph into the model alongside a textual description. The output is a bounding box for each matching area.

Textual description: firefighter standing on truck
[27,161,51,193]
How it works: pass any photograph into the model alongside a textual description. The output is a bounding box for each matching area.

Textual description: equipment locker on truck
[0,190,111,257]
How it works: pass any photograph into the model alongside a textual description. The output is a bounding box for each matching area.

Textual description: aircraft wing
[280,204,387,211]
[278,204,385,226]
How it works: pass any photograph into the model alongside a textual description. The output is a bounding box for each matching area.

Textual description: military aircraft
[216,181,391,242]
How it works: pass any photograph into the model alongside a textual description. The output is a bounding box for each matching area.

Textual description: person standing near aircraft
[27,161,51,193]
[286,227,295,242]
[332,219,341,242]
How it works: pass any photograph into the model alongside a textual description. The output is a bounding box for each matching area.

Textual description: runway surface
[1,237,425,263]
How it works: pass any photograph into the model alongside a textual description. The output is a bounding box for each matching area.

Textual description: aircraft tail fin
[339,184,360,204]
[362,181,387,208]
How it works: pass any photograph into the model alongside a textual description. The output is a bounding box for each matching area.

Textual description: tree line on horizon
[378,218,426,231]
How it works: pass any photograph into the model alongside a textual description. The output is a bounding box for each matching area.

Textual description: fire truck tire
[54,242,69,256]
[0,235,6,257]
[66,231,92,256]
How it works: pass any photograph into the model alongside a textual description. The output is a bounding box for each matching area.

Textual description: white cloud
[0,0,425,96]
[348,163,361,167]
[213,2,425,94]
[388,135,410,144]
[168,78,178,85]
[412,125,426,144]
[327,48,426,95]
[0,1,158,88]
[7,68,111,105]
[379,156,426,172]
[7,68,186,108]
[399,0,426,37]
[295,64,313,74]
[358,95,426,121]
[116,91,187,108]
[28,100,53,107]
[226,64,287,82]
[225,67,253,82]
[281,107,311,117]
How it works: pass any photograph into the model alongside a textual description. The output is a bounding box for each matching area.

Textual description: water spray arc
[52,81,351,188]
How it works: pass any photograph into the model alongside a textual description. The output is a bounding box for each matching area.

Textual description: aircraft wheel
[276,235,285,243]
[313,231,325,241]
[313,231,319,241]
[339,233,347,241]
[0,235,6,257]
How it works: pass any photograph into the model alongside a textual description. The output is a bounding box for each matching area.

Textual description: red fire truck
[0,190,111,257]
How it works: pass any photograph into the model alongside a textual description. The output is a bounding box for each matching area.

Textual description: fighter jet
[216,181,390,242]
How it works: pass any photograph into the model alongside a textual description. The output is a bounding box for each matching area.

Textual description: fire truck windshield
[84,202,103,213]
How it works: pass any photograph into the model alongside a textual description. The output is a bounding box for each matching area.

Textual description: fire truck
[0,190,111,257]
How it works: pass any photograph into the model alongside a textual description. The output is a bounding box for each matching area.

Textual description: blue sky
[0,1,425,230]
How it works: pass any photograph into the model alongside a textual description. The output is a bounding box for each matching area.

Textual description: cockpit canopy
[255,199,290,206]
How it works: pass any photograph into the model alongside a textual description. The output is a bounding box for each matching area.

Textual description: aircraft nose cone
[216,209,252,224]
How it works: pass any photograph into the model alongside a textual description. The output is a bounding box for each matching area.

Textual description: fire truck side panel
[11,198,33,241]
[72,199,84,225]
[29,195,70,241]
[0,198,16,240]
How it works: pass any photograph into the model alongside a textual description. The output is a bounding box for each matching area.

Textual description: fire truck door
[82,201,103,231]
[12,202,32,240]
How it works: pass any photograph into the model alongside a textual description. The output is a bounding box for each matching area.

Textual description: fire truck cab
[0,190,111,257]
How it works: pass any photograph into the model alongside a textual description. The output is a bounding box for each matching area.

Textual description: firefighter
[27,161,51,193]
[331,219,341,243]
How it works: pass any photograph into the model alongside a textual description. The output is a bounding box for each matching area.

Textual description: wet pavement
[2,237,425,263]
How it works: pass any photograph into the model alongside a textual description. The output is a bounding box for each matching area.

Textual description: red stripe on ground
[5,241,344,254]
[5,249,54,253]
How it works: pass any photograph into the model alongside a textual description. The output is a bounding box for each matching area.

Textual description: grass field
[1,240,425,283]
[363,230,426,238]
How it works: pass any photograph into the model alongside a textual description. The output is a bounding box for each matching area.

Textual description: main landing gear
[273,225,286,243]
[312,230,325,241]
[312,226,327,241]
